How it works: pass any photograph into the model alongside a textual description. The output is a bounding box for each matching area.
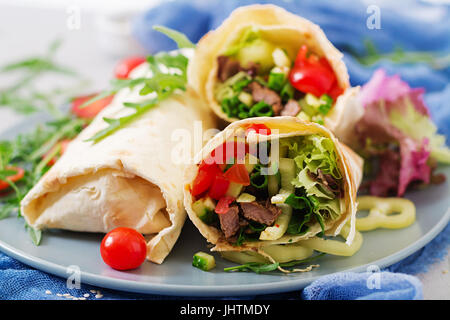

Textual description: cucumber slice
[279,158,295,192]
[192,198,216,224]
[259,204,292,240]
[226,182,244,198]
[297,111,311,121]
[238,91,253,106]
[237,39,275,72]
[261,158,295,240]
[192,252,216,271]
[268,174,279,197]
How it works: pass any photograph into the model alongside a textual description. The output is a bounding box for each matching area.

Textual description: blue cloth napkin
[1,0,449,300]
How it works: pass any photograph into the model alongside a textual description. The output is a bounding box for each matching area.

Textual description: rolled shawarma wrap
[184,117,363,264]
[188,4,362,145]
[20,63,217,264]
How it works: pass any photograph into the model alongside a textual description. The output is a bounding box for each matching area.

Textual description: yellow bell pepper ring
[356,196,416,232]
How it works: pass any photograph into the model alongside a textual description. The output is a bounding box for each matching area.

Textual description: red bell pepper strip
[223,163,250,186]
[209,173,230,200]
[215,196,236,214]
[191,161,221,197]
[0,166,25,191]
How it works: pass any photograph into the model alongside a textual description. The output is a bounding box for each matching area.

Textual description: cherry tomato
[245,123,271,136]
[191,161,222,197]
[0,166,25,191]
[100,227,147,271]
[208,173,230,200]
[71,94,114,119]
[215,196,236,214]
[223,163,250,186]
[114,56,146,79]
[43,139,72,166]
[289,45,341,98]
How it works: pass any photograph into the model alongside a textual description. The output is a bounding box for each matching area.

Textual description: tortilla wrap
[184,117,363,254]
[21,63,216,264]
[187,4,362,141]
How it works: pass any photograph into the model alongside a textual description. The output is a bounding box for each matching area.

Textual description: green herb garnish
[347,38,450,69]
[152,25,196,49]
[0,117,86,245]
[85,27,193,143]
[224,252,326,274]
[0,39,86,117]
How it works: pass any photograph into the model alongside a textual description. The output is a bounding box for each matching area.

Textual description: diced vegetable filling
[191,129,344,245]
[214,27,343,123]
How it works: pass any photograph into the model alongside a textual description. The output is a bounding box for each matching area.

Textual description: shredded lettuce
[279,136,343,225]
[293,168,334,199]
[281,135,341,180]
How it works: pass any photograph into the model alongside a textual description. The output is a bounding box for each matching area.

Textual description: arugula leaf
[78,78,148,109]
[223,252,326,274]
[85,34,190,143]
[0,115,85,243]
[26,224,42,245]
[86,99,158,143]
[152,25,196,49]
[224,262,279,273]
[0,39,84,116]
[347,38,450,69]
[278,252,326,268]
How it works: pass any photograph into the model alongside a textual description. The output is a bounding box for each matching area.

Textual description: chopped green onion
[268,72,285,92]
[250,171,268,189]
[249,101,273,117]
[280,82,294,102]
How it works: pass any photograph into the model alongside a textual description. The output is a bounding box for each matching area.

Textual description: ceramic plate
[0,114,449,296]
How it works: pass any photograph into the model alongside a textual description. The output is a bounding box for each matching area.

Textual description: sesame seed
[63,293,70,297]
[45,290,52,295]
[90,290,97,294]
[83,293,90,298]
[95,294,103,299]
[79,297,86,300]
[56,294,63,297]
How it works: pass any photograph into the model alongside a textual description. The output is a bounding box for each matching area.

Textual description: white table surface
[0,3,448,300]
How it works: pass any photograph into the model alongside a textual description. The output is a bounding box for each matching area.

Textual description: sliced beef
[247,82,282,115]
[217,56,241,82]
[218,205,241,239]
[281,99,301,116]
[308,169,342,197]
[243,62,260,77]
[240,200,282,226]
[217,56,260,82]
